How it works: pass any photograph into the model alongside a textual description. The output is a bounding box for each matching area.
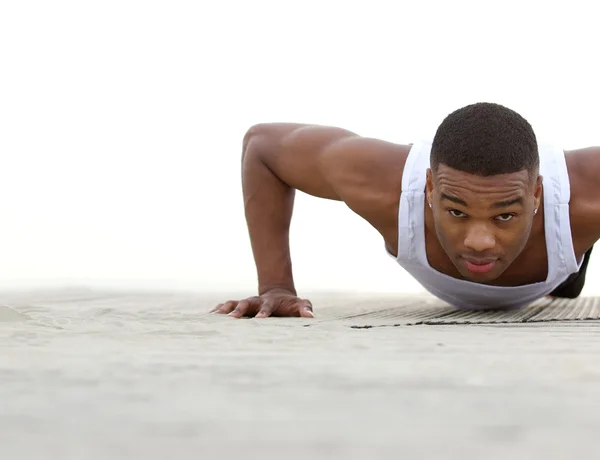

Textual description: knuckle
[261,300,276,310]
[236,300,250,311]
[258,307,273,316]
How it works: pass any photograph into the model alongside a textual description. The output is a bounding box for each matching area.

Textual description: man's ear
[533,174,543,210]
[425,168,434,205]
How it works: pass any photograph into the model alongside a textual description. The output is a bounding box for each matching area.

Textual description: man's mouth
[462,257,498,274]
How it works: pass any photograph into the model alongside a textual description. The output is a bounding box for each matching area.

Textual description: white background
[0,0,598,295]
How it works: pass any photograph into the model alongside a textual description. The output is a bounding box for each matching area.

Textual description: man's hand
[210,288,314,318]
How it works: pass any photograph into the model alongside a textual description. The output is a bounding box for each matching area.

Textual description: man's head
[425,102,543,283]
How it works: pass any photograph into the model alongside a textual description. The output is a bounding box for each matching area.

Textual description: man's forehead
[433,165,531,189]
[440,191,524,208]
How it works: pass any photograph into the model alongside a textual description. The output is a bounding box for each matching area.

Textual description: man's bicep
[252,123,360,200]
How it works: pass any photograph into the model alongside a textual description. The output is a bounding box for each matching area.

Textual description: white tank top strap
[397,140,431,265]
[537,141,579,277]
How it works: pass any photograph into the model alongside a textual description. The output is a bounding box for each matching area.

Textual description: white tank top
[388,140,581,310]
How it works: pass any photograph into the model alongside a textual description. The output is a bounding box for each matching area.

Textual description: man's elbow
[242,123,273,161]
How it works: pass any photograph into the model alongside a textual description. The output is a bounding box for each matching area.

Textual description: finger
[228,299,253,318]
[209,303,223,313]
[213,301,237,314]
[255,301,276,319]
[299,301,314,318]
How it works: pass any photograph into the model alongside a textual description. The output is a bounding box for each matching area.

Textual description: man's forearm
[242,139,297,296]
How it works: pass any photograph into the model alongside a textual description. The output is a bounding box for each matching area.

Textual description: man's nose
[464,224,496,253]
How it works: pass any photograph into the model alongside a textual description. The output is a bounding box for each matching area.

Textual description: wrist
[258,285,297,296]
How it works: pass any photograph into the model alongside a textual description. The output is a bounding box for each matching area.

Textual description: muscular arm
[566,146,600,256]
[241,122,408,295]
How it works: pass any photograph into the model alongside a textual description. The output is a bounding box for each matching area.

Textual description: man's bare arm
[211,122,409,318]
[244,122,410,293]
[566,146,600,256]
[241,123,362,296]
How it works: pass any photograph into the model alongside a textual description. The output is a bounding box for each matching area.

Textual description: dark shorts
[548,246,594,299]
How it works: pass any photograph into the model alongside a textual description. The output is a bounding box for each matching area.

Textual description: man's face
[425,164,543,283]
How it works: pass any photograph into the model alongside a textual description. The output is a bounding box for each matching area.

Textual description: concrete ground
[1,288,599,459]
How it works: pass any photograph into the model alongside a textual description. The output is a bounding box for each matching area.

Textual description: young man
[211,102,599,318]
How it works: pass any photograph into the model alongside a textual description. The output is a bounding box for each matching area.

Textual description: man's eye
[449,210,466,218]
[495,213,514,222]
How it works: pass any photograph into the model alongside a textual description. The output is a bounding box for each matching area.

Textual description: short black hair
[430,102,539,178]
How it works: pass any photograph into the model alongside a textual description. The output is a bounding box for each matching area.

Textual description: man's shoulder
[564,146,600,253]
[323,135,413,166]
[565,146,600,200]
[320,135,413,236]
[321,135,412,205]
